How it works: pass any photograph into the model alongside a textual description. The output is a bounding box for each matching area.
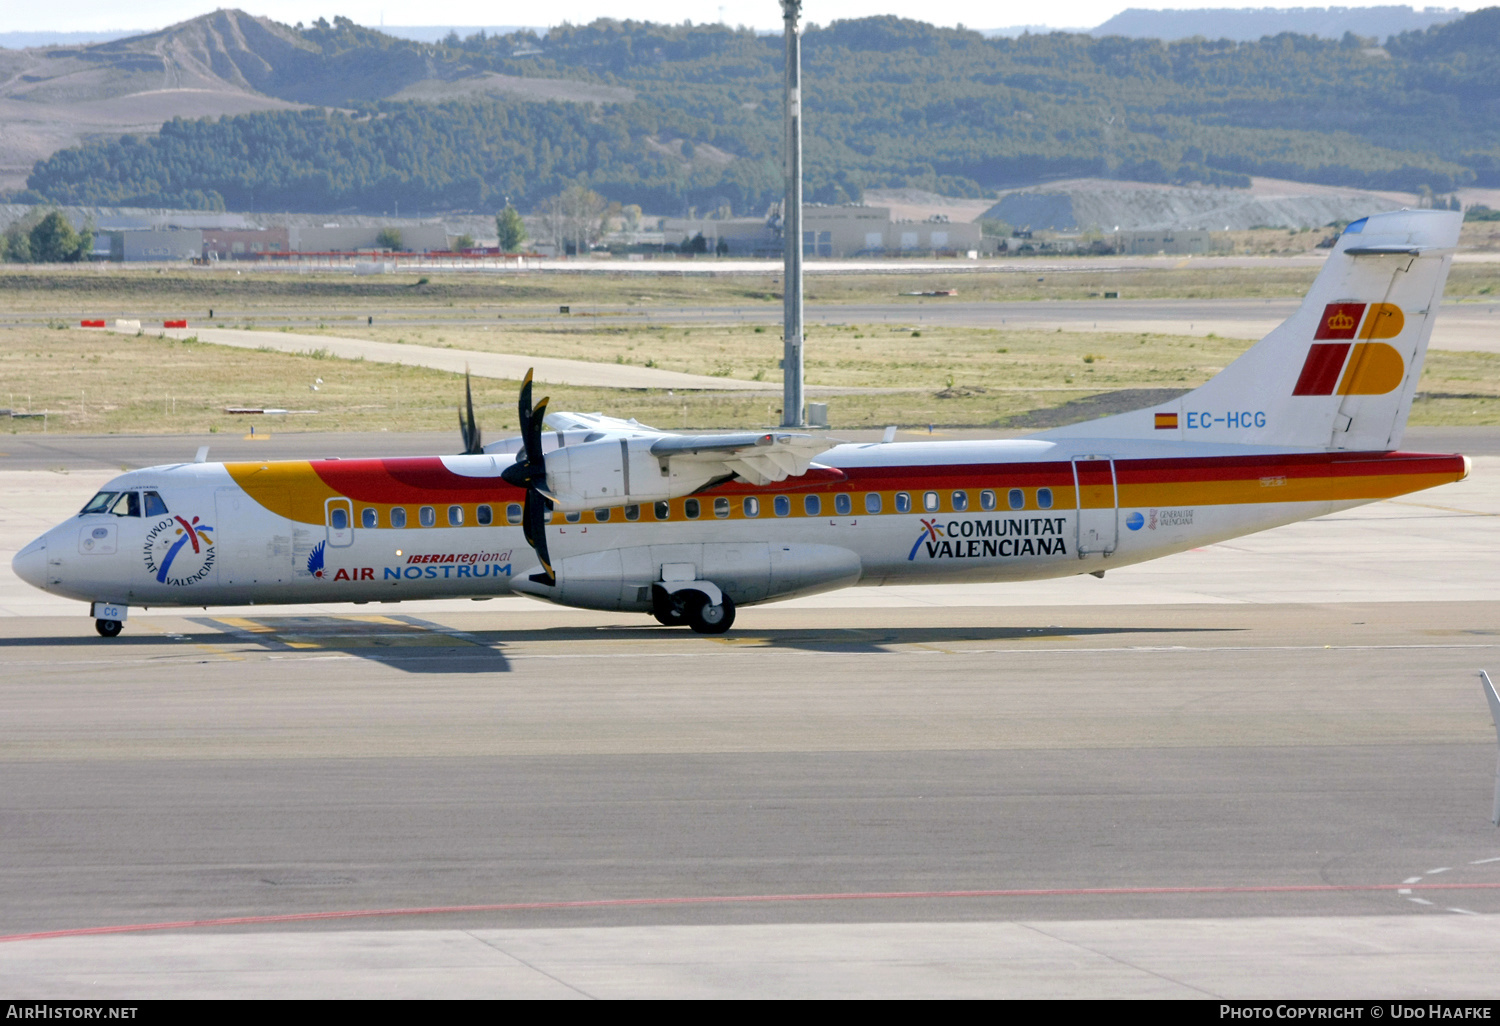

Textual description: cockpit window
[108,492,140,518]
[143,491,168,517]
[80,491,118,515]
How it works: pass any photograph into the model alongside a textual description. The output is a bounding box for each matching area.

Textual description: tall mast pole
[779,0,805,429]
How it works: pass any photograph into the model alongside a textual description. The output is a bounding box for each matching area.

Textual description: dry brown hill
[0,8,565,194]
[0,11,325,192]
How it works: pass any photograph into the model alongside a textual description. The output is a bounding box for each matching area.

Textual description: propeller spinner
[498,369,556,586]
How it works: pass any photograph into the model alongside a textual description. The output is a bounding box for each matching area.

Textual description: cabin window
[922,491,939,513]
[361,507,378,529]
[834,493,852,516]
[951,491,969,512]
[774,495,791,517]
[980,490,997,511]
[685,499,701,519]
[714,497,730,519]
[743,497,760,517]
[895,492,912,514]
[81,492,118,515]
[804,494,821,516]
[391,507,408,528]
[505,503,522,526]
[654,501,670,520]
[143,491,168,516]
[329,507,349,531]
[565,511,581,524]
[1037,488,1054,509]
[109,492,141,517]
[865,493,882,514]
[1008,488,1025,511]
[625,504,640,521]
[477,505,492,526]
[594,508,611,522]
[419,506,436,527]
[448,506,464,527]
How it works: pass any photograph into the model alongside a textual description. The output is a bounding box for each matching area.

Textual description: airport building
[105,222,451,261]
[106,229,205,262]
[663,204,984,257]
[1113,229,1213,255]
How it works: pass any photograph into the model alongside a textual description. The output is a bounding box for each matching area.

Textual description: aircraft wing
[649,432,839,486]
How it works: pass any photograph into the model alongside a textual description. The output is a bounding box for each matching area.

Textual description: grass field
[0,263,1493,321]
[2,322,1497,437]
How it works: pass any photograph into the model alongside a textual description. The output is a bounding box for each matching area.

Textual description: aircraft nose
[12,535,48,591]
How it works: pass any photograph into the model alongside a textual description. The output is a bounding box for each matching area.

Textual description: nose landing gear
[90,603,127,638]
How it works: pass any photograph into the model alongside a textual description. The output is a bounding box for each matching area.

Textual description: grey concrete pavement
[91,297,1500,357]
[8,917,1500,998]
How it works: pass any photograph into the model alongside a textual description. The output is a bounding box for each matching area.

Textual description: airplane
[11,209,1472,638]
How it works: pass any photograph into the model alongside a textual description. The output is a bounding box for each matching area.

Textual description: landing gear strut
[95,618,123,638]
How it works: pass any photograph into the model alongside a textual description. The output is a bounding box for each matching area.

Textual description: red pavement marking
[5,882,1500,943]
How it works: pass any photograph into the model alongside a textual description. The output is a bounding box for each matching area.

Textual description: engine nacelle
[540,437,721,512]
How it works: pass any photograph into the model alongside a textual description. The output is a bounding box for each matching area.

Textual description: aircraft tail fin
[1035,209,1462,450]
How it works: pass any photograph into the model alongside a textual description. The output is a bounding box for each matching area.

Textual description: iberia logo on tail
[1293,303,1406,396]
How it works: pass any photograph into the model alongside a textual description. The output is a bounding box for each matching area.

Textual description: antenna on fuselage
[194,446,209,463]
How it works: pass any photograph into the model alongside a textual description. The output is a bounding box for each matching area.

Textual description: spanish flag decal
[1155,412,1178,430]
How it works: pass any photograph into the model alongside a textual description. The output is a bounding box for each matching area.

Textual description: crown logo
[1327,312,1355,331]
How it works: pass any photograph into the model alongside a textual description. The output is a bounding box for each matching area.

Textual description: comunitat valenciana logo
[143,515,215,586]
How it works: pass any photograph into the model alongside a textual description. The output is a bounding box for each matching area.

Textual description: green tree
[375,227,403,250]
[454,233,476,250]
[1,223,31,263]
[29,210,89,263]
[496,205,526,251]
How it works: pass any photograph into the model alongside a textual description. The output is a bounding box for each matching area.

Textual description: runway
[1,433,1499,996]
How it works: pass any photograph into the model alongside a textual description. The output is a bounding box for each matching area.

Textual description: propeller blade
[530,395,549,460]
[518,369,536,457]
[520,487,536,548]
[458,368,483,454]
[524,490,555,586]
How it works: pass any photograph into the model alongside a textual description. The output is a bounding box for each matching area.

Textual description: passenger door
[325,497,355,548]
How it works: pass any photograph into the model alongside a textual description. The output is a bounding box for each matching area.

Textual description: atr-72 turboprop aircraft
[11,210,1474,637]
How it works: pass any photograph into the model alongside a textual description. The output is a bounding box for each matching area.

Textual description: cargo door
[216,488,292,585]
[1072,458,1118,557]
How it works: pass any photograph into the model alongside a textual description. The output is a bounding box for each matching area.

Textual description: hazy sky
[8,1,1491,33]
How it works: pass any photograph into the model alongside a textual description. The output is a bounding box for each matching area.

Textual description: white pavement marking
[2,454,1499,618]
[4,917,1500,998]
[107,326,776,391]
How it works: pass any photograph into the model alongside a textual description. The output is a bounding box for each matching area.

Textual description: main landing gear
[653,587,736,634]
[95,618,123,638]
